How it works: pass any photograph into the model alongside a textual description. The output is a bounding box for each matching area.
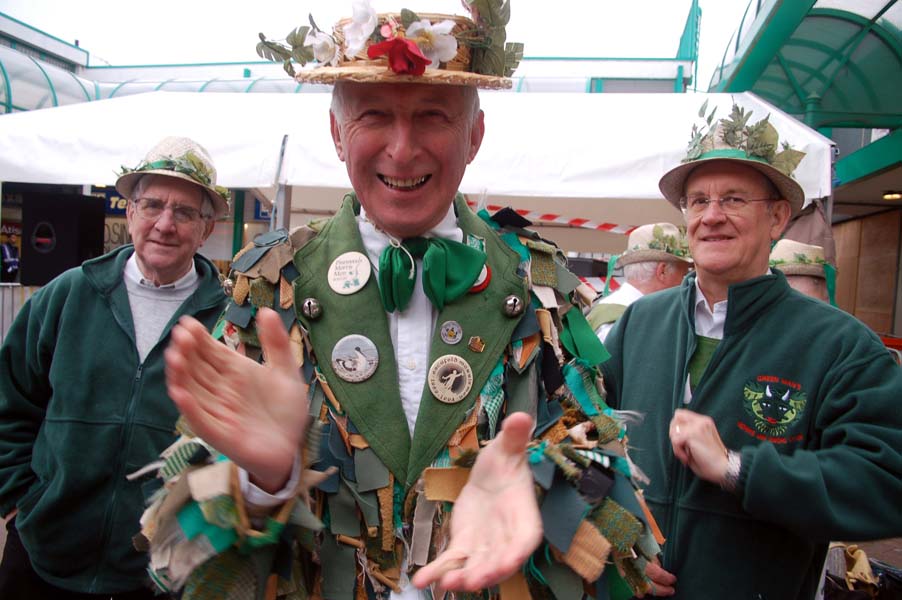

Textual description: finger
[411,551,467,588]
[645,562,677,596]
[496,412,535,456]
[671,438,691,465]
[257,307,298,375]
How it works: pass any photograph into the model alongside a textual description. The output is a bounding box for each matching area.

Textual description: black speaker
[20,194,106,286]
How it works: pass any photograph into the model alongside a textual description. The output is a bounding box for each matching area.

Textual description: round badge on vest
[440,320,463,345]
[331,334,379,382]
[328,252,371,295]
[428,355,474,404]
[469,265,491,293]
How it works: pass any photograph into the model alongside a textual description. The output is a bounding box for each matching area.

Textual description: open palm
[411,412,542,592]
[165,308,308,492]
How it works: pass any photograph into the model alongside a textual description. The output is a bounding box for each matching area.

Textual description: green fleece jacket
[0,245,225,593]
[601,271,902,600]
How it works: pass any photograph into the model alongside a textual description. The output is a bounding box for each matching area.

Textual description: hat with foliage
[617,223,692,267]
[256,0,522,89]
[116,137,231,219]
[659,101,807,216]
[769,238,827,278]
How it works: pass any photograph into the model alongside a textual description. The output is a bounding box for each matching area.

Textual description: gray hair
[132,174,214,219]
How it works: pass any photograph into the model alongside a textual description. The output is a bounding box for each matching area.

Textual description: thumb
[256,307,296,373]
[496,412,535,456]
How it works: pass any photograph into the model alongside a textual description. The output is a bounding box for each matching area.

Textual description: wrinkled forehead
[137,174,205,207]
[333,81,477,112]
[683,160,775,196]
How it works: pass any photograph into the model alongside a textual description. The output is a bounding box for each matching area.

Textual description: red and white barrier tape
[466,200,638,235]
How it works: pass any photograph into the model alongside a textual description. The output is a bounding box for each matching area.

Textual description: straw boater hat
[769,239,827,278]
[617,223,693,267]
[116,136,231,219]
[256,1,522,89]
[659,103,807,217]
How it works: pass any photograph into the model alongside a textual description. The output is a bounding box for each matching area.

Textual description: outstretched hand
[411,412,542,592]
[165,308,308,492]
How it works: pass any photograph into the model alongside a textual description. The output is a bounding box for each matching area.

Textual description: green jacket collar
[683,270,790,337]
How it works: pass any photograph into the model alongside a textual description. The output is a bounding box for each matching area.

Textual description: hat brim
[116,170,229,219]
[659,157,805,217]
[617,248,693,267]
[774,263,825,278]
[295,65,512,90]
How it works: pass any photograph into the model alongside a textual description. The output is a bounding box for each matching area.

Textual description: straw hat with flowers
[256,0,523,89]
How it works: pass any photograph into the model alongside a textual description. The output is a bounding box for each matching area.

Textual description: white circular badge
[328,251,371,295]
[428,355,474,404]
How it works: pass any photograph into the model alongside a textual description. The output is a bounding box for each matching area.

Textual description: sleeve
[739,343,902,542]
[0,289,57,516]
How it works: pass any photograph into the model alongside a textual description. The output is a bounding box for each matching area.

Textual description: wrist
[719,450,742,493]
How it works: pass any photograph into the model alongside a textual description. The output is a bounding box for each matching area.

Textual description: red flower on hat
[367,36,432,76]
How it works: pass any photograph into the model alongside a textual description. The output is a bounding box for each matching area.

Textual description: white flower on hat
[305,30,340,66]
[343,0,378,59]
[406,19,458,69]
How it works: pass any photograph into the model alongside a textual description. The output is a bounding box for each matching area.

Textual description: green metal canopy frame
[710,0,902,131]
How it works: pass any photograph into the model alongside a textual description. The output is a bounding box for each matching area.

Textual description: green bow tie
[378,237,486,313]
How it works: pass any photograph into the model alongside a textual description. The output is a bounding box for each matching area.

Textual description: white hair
[132,174,214,218]
[623,261,659,284]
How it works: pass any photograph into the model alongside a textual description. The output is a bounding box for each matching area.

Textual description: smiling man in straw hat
[0,136,229,599]
[139,2,666,599]
[588,222,692,342]
[599,104,902,598]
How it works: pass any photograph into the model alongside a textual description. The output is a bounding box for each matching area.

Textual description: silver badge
[440,321,463,345]
[428,355,474,404]
[328,252,371,295]
[331,334,379,382]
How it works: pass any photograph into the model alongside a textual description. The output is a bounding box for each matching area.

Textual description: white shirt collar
[125,252,199,291]
[357,204,463,270]
[693,270,772,339]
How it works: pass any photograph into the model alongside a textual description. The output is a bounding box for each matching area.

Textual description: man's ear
[769,199,792,240]
[330,111,345,162]
[466,110,486,164]
[655,261,669,282]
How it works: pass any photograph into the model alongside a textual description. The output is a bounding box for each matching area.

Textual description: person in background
[769,238,831,303]
[0,136,229,599]
[0,232,19,283]
[587,222,692,342]
[600,104,902,599]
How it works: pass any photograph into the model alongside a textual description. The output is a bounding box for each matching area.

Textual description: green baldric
[292,194,527,488]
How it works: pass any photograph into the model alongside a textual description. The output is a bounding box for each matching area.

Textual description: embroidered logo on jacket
[739,375,807,443]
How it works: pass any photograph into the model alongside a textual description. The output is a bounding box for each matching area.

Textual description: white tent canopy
[0,91,833,253]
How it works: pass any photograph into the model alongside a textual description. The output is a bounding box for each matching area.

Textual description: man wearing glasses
[600,106,902,598]
[0,137,228,599]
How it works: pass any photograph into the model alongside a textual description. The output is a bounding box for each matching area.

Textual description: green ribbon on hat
[824,263,837,307]
[378,237,486,312]
[602,254,620,298]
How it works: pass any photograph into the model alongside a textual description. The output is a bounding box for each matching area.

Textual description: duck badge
[331,334,379,382]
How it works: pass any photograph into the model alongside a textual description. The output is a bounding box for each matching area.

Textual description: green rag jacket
[600,271,902,600]
[0,245,225,593]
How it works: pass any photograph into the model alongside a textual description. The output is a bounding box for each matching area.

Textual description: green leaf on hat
[698,99,708,119]
[400,9,420,29]
[285,26,310,51]
[308,13,322,34]
[772,148,805,176]
[256,36,292,62]
[504,42,524,77]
